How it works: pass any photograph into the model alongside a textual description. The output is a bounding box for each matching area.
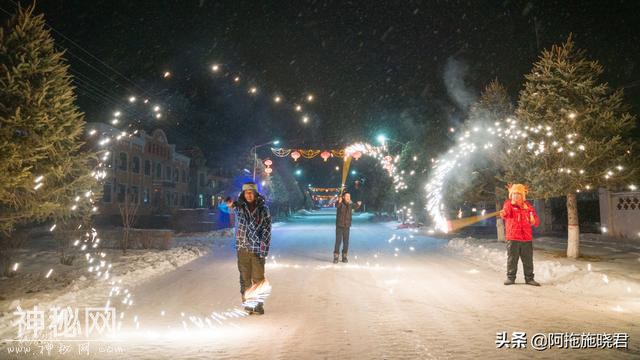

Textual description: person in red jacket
[500,183,541,286]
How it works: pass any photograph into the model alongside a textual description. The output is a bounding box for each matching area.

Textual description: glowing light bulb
[249,87,258,94]
[306,94,314,102]
[128,96,136,103]
[211,64,220,72]
[163,71,171,78]
[274,96,282,103]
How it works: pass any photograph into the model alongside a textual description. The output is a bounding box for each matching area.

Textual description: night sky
[3,0,640,186]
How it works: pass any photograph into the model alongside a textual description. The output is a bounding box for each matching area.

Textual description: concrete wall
[599,189,640,239]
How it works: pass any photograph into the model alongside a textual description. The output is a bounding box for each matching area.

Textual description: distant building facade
[88,123,191,218]
[180,147,232,209]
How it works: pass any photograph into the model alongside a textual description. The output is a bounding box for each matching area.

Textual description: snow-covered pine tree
[0,6,99,273]
[504,36,637,258]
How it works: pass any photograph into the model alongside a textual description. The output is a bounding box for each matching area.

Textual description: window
[173,192,178,206]
[144,160,151,176]
[143,188,150,204]
[174,167,179,182]
[118,152,127,171]
[198,194,204,207]
[102,183,112,203]
[199,173,205,187]
[132,156,140,174]
[155,163,162,179]
[130,186,139,204]
[117,184,126,203]
[165,166,171,180]
[165,192,171,207]
[181,170,186,183]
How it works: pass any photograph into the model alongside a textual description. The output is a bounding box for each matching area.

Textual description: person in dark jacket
[334,192,361,263]
[500,183,540,286]
[226,182,272,314]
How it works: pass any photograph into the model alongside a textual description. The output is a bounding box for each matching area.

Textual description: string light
[29,58,323,339]
[425,113,634,233]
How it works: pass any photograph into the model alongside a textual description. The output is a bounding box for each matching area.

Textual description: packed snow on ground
[2,212,639,359]
[446,235,640,300]
[0,229,233,338]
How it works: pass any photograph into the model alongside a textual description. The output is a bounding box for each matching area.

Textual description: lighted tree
[461,80,514,240]
[0,6,99,274]
[504,36,637,258]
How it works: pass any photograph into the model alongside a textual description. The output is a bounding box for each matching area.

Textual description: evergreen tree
[504,36,637,258]
[0,6,99,273]
[459,80,514,240]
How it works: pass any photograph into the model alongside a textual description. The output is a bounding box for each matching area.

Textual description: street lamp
[252,140,280,181]
[376,134,406,150]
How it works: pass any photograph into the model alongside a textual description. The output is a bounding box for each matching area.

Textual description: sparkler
[242,279,272,309]
[424,113,634,233]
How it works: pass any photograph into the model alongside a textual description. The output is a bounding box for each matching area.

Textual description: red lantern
[264,159,273,166]
[291,151,301,161]
[352,151,362,160]
[320,151,331,162]
[265,167,273,174]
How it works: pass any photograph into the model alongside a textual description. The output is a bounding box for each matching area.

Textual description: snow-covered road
[6,209,640,359]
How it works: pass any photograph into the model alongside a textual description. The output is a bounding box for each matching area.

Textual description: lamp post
[252,140,280,181]
[376,134,407,153]
[377,134,406,147]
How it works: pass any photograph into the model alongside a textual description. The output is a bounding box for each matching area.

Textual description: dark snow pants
[334,226,351,256]
[506,240,535,281]
[237,249,265,296]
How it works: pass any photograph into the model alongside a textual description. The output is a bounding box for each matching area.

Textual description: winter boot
[333,253,339,264]
[503,279,515,285]
[254,302,265,315]
[525,279,541,287]
[341,254,348,263]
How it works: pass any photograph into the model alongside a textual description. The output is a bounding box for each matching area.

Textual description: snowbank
[446,237,640,300]
[0,229,232,338]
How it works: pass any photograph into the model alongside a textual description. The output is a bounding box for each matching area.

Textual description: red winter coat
[501,200,539,241]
